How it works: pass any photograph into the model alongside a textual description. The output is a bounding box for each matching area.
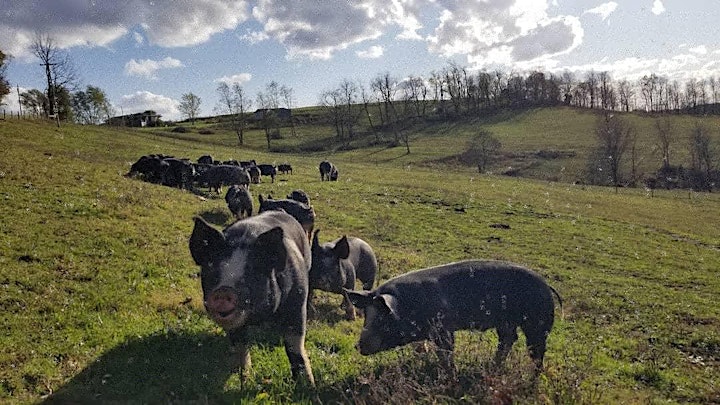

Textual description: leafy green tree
[178,92,201,124]
[20,89,49,115]
[72,85,113,124]
[0,50,10,105]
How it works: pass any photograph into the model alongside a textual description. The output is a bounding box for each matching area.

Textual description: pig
[189,212,315,385]
[258,195,315,241]
[309,230,377,320]
[319,160,335,181]
[287,189,310,205]
[345,260,562,373]
[225,184,253,219]
[197,165,250,193]
[278,163,293,175]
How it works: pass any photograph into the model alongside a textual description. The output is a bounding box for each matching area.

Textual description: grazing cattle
[225,185,253,219]
[198,155,213,165]
[189,212,315,385]
[258,195,315,241]
[287,189,310,205]
[162,158,195,189]
[309,230,377,320]
[257,164,277,183]
[127,155,169,184]
[197,165,250,193]
[278,164,293,175]
[346,260,562,374]
[247,166,261,184]
[319,160,335,181]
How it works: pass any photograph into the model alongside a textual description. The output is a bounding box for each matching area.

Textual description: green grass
[1,112,719,404]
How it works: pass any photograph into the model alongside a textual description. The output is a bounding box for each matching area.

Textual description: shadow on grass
[44,331,238,404]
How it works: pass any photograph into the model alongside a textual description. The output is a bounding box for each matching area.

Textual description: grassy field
[1,110,719,404]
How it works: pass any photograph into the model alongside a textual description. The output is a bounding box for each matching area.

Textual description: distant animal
[287,189,310,205]
[247,166,261,184]
[161,158,195,189]
[239,160,257,168]
[197,165,250,193]
[189,212,315,385]
[346,260,562,374]
[329,166,339,181]
[309,230,377,320]
[127,155,168,184]
[225,185,253,219]
[197,155,213,165]
[258,194,315,241]
[257,164,277,183]
[319,160,335,181]
[278,164,293,175]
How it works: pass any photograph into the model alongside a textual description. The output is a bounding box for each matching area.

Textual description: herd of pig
[129,155,562,388]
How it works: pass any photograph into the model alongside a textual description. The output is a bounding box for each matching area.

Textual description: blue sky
[2,1,719,121]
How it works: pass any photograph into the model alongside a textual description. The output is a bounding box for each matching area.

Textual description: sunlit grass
[1,115,719,403]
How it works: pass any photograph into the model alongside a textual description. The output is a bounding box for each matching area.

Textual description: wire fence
[1,110,48,120]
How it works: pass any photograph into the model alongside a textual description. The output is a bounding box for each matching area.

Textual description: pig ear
[344,289,373,309]
[251,227,287,274]
[189,216,228,267]
[312,229,320,249]
[375,294,399,318]
[333,236,350,259]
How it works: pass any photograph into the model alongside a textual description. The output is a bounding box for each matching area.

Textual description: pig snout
[205,287,238,319]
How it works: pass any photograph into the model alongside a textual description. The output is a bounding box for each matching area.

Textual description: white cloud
[0,1,251,58]
[238,30,269,44]
[584,2,618,21]
[117,91,181,121]
[1,86,27,114]
[124,57,184,79]
[252,0,383,60]
[427,1,582,68]
[356,45,384,59]
[133,32,144,45]
[214,73,253,85]
[689,45,708,55]
[651,0,666,15]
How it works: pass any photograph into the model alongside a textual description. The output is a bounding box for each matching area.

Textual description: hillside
[151,106,720,187]
[1,116,719,404]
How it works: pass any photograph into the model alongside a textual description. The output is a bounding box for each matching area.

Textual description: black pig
[309,230,377,320]
[346,260,561,373]
[189,212,315,385]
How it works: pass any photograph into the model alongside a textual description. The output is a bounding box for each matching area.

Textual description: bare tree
[279,84,296,137]
[588,112,635,187]
[466,130,502,173]
[32,33,78,117]
[320,88,343,138]
[178,93,201,124]
[617,79,634,112]
[654,117,674,168]
[215,82,251,145]
[688,124,715,180]
[358,82,377,134]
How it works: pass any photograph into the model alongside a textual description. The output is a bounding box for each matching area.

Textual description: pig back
[378,260,556,332]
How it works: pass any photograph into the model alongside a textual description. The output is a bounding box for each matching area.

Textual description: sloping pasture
[0,118,718,404]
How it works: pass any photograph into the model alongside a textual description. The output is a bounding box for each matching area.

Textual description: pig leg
[430,326,456,377]
[494,323,518,366]
[228,329,252,380]
[524,328,548,373]
[343,293,356,320]
[283,332,315,386]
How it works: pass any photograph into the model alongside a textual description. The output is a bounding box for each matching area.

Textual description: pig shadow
[44,331,235,403]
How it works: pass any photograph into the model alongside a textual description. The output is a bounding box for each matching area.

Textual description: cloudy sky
[1,0,719,121]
